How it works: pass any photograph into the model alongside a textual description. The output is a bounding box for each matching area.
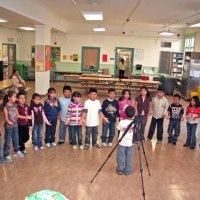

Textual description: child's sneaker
[147,139,151,143]
[46,143,50,148]
[108,143,112,147]
[39,146,44,150]
[72,145,77,150]
[79,145,84,150]
[34,146,39,151]
[14,151,25,158]
[94,143,101,148]
[58,141,64,145]
[102,142,107,147]
[117,170,124,175]
[157,140,162,144]
[4,155,14,163]
[51,142,57,147]
[22,149,28,155]
[84,144,89,150]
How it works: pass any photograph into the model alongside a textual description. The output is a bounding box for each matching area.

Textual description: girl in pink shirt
[118,89,133,120]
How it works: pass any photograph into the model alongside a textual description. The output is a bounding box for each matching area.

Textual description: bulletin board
[50,46,61,61]
[81,47,100,71]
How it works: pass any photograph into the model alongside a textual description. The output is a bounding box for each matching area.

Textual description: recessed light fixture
[0,18,8,23]
[189,22,200,27]
[83,12,103,20]
[159,31,176,36]
[18,26,35,31]
[93,27,105,32]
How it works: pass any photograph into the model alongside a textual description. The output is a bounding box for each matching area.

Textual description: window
[81,47,100,71]
[185,36,195,52]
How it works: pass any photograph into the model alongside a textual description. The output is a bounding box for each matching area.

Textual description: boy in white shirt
[117,106,135,175]
[82,88,109,150]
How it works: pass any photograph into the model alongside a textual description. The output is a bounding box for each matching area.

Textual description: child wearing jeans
[58,85,72,145]
[117,106,135,176]
[81,88,109,150]
[30,93,51,151]
[3,91,28,162]
[44,88,61,148]
[147,87,169,144]
[166,94,184,145]
[101,88,119,147]
[183,96,200,149]
[134,86,152,143]
[65,91,84,150]
[17,92,32,154]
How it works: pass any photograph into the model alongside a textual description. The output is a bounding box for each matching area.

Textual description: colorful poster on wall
[63,55,67,60]
[50,46,61,61]
[35,45,44,72]
[73,54,78,61]
[70,55,73,60]
[45,45,51,71]
[31,46,35,67]
[102,54,108,62]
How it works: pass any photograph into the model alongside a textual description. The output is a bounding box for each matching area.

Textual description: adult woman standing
[11,70,26,93]
[118,58,126,79]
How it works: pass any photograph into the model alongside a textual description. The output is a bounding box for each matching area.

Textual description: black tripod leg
[137,140,146,200]
[140,141,151,176]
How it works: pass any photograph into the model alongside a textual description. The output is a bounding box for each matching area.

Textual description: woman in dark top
[134,86,152,143]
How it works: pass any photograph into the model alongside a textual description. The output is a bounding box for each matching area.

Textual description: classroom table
[63,74,81,85]
[0,79,12,91]
[81,73,112,78]
[79,77,160,89]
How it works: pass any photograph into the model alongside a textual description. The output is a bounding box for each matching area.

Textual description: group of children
[0,84,200,176]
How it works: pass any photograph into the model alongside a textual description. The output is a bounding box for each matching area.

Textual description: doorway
[115,47,134,78]
[2,44,16,79]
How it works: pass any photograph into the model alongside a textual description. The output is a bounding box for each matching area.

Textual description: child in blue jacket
[44,88,61,147]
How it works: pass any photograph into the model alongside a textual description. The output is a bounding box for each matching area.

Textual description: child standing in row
[58,85,72,145]
[167,94,184,145]
[3,91,28,162]
[134,86,152,143]
[30,93,51,150]
[44,88,61,147]
[82,88,109,150]
[66,91,84,150]
[117,106,135,175]
[101,88,119,147]
[147,88,169,143]
[118,89,133,120]
[183,96,200,149]
[17,92,32,154]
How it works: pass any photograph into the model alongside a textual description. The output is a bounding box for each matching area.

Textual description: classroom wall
[0,28,184,75]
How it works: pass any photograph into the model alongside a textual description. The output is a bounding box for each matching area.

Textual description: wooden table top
[0,79,12,90]
[79,77,160,84]
[63,74,81,78]
[81,73,112,78]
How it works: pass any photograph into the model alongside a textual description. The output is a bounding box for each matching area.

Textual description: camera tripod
[90,117,151,200]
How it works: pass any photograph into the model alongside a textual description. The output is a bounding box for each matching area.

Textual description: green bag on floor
[25,190,68,200]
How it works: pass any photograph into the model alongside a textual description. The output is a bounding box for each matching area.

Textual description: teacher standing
[118,58,126,79]
[11,69,26,93]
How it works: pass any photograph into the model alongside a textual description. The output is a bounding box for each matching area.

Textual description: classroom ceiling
[0,0,200,37]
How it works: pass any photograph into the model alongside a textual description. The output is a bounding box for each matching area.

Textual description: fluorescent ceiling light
[0,18,8,23]
[83,12,103,20]
[189,23,200,27]
[93,27,105,32]
[159,31,176,36]
[18,26,35,31]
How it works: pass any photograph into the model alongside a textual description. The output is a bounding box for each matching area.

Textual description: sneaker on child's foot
[34,146,39,151]
[102,142,107,147]
[79,145,84,150]
[39,146,44,150]
[108,143,112,147]
[72,145,77,150]
[46,143,50,148]
[51,142,57,147]
[117,171,124,175]
[172,141,176,145]
[157,140,162,144]
[4,155,14,163]
[84,144,89,150]
[183,143,189,147]
[58,141,64,145]
[94,143,101,148]
[147,139,151,143]
[14,151,25,158]
[22,149,28,155]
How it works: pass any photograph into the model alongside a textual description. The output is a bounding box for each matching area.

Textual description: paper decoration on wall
[63,55,67,60]
[50,46,61,61]
[45,46,51,71]
[135,48,144,60]
[73,54,78,61]
[70,55,73,60]
[102,54,108,62]
[110,57,114,60]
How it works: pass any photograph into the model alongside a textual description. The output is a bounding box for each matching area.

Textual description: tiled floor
[0,81,200,200]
